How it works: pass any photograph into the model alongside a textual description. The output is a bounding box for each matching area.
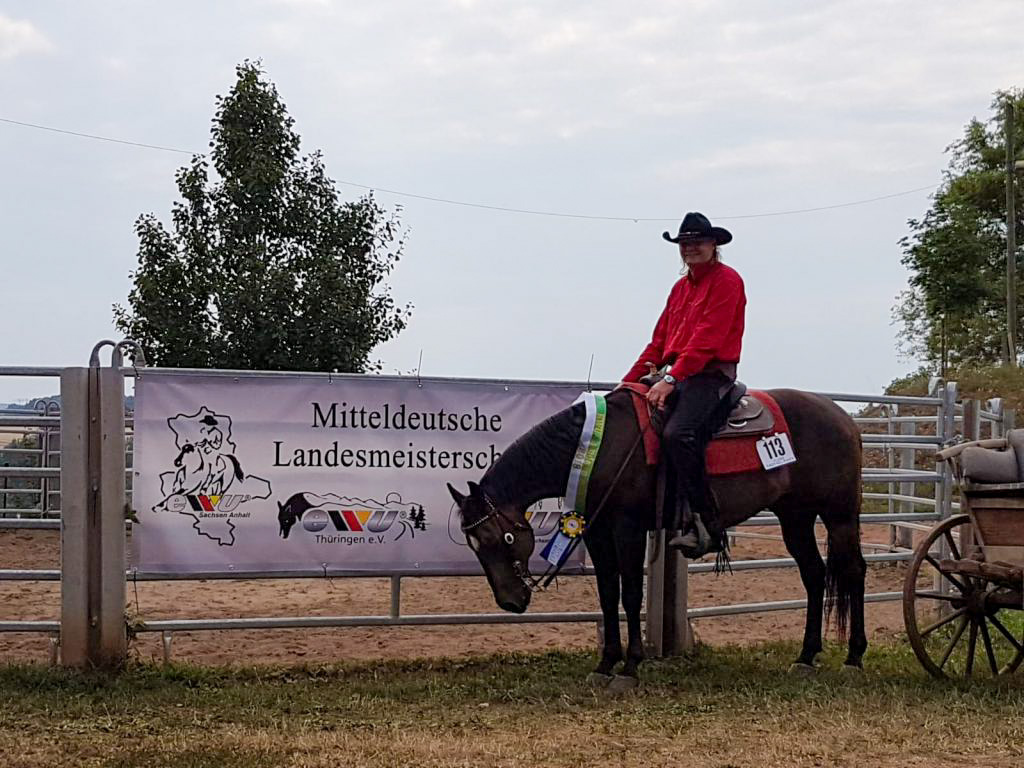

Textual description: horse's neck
[481,404,583,509]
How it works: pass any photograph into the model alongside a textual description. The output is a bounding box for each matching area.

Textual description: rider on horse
[620,212,746,558]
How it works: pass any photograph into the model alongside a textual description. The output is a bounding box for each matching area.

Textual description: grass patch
[1,639,1023,767]
[105,745,286,768]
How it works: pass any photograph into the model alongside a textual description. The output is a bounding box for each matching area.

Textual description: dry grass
[1,640,1023,767]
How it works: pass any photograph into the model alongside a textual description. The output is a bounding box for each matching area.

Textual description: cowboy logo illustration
[152,406,272,546]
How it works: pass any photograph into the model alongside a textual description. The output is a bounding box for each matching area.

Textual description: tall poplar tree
[115,61,410,372]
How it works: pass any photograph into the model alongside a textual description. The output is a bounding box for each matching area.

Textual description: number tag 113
[756,432,797,470]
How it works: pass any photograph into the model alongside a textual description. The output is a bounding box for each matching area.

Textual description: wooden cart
[902,439,1024,679]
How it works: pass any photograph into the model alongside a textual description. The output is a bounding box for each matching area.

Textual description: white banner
[132,372,587,575]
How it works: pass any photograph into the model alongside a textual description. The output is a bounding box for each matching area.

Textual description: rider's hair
[680,247,721,276]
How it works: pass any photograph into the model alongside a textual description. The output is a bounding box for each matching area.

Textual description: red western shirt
[623,260,746,383]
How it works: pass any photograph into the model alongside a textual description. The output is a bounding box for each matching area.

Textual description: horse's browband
[459,493,529,533]
[460,514,493,532]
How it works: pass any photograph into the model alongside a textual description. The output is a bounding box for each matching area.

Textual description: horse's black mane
[480,401,585,508]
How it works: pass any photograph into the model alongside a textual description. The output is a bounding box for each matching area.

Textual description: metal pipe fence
[0,363,992,665]
[0,549,918,585]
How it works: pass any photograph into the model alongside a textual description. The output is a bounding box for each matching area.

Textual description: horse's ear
[447,482,467,506]
[467,481,482,498]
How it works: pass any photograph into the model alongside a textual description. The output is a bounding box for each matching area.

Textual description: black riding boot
[660,372,730,558]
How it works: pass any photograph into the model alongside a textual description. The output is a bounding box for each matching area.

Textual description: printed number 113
[764,436,787,460]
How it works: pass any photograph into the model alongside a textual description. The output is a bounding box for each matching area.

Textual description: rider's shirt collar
[686,260,717,284]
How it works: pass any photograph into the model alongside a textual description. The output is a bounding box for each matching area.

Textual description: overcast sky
[2,0,1022,403]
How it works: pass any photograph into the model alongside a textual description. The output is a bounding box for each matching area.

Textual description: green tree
[895,90,1023,370]
[115,61,410,372]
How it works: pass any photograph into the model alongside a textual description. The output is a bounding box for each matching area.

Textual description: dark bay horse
[447,387,866,685]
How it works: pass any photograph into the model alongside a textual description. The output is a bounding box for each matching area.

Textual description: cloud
[657,126,947,185]
[0,15,53,60]
[246,0,1023,159]
[2,0,1021,400]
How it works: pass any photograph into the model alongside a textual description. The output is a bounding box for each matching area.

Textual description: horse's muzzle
[499,598,528,614]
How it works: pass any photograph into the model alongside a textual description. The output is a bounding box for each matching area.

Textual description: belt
[648,359,738,384]
[703,360,738,380]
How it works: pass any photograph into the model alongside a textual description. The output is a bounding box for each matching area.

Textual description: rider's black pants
[662,371,733,531]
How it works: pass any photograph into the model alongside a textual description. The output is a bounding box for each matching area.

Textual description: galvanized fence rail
[0,356,1000,666]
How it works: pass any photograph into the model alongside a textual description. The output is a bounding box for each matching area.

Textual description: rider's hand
[646,379,674,410]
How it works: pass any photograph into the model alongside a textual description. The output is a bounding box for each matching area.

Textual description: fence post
[961,400,980,559]
[663,544,693,654]
[938,382,958,522]
[96,364,127,666]
[49,413,61,516]
[58,360,127,668]
[886,406,895,520]
[894,415,914,549]
[1004,408,1016,434]
[40,424,49,517]
[645,530,693,658]
[988,399,1004,438]
[934,382,958,608]
[59,368,90,667]
[645,531,665,657]
[963,399,981,443]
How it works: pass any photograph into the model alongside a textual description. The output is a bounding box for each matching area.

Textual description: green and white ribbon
[564,392,607,515]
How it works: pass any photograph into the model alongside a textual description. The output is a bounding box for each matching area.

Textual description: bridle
[459,425,645,595]
[460,492,544,591]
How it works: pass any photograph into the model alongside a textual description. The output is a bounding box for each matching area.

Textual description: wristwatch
[663,373,677,385]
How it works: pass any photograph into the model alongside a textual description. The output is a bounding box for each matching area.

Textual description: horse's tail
[823,513,864,639]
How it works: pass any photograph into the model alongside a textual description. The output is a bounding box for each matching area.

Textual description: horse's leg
[778,511,826,668]
[823,517,867,669]
[585,530,623,678]
[614,517,648,681]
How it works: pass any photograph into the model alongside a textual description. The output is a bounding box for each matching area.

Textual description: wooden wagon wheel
[903,514,1024,680]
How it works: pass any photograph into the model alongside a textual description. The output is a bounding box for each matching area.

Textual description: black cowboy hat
[662,211,732,245]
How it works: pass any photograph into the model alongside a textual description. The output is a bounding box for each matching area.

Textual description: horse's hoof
[787,662,817,678]
[606,674,640,696]
[586,672,614,688]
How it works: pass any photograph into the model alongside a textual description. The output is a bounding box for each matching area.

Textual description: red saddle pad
[705,391,790,475]
[619,385,792,476]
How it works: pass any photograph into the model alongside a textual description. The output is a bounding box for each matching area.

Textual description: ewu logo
[525,505,564,539]
[302,507,398,534]
[277,491,427,544]
[174,494,251,513]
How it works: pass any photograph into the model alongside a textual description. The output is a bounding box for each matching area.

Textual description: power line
[1,115,936,221]
[715,185,937,220]
[0,117,195,155]
[334,179,938,221]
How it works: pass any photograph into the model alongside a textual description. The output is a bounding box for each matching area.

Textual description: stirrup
[668,516,713,558]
